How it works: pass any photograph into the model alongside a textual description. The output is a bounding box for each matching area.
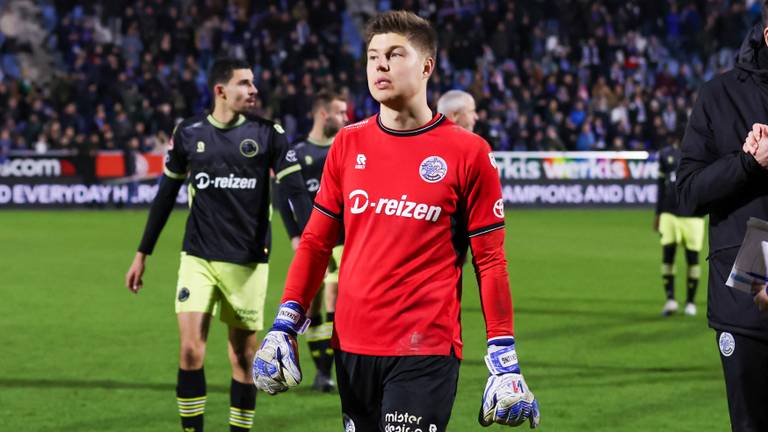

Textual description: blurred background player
[273,90,349,392]
[654,134,705,317]
[437,89,479,133]
[124,58,311,432]
[253,11,539,431]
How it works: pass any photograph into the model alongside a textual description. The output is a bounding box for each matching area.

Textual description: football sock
[177,368,206,432]
[662,262,675,300]
[323,311,335,372]
[307,314,325,372]
[686,251,701,304]
[307,315,333,375]
[229,379,256,431]
[663,274,675,300]
[662,244,676,300]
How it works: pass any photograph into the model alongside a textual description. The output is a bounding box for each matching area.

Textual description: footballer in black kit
[273,90,348,392]
[126,58,311,432]
[654,135,705,317]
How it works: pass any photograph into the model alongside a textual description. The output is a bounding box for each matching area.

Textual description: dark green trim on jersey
[275,164,301,181]
[206,114,246,130]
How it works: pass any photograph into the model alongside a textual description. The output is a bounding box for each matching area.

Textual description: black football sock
[177,368,206,432]
[662,244,676,300]
[685,250,701,304]
[306,314,325,372]
[229,379,256,431]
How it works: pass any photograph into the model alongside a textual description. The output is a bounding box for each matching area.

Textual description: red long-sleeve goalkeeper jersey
[282,113,514,358]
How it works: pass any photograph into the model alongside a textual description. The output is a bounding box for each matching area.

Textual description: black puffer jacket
[678,24,768,341]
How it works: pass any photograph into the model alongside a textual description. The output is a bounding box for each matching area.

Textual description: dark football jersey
[656,144,681,215]
[164,113,300,263]
[272,136,337,239]
[293,137,332,201]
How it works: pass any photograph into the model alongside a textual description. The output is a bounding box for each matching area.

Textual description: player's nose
[375,58,390,72]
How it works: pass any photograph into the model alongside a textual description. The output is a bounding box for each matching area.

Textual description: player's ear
[215,83,226,100]
[422,55,435,78]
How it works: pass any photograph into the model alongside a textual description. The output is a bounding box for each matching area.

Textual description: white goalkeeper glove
[479,337,540,428]
[252,301,310,394]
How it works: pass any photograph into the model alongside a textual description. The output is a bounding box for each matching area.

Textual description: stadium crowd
[0,0,763,159]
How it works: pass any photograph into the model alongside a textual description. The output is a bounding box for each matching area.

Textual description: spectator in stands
[0,1,759,153]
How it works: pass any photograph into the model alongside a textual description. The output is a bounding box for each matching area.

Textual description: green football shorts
[175,253,268,331]
[659,213,705,251]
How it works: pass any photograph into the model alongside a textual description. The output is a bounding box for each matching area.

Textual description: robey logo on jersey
[348,189,441,222]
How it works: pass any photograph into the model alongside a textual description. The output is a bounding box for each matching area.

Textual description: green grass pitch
[0,209,727,431]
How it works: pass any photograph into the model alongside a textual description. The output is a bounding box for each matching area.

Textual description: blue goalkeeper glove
[252,301,311,394]
[479,337,540,428]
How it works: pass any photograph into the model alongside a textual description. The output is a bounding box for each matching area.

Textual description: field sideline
[0,209,727,431]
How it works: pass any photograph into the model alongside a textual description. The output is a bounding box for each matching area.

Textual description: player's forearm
[470,229,515,338]
[276,171,312,232]
[137,175,184,255]
[273,182,302,238]
[677,151,763,216]
[281,209,342,308]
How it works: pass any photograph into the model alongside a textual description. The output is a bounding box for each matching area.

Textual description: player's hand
[751,283,768,312]
[653,215,660,232]
[290,236,300,251]
[125,252,146,293]
[252,301,311,394]
[479,337,540,428]
[252,330,301,394]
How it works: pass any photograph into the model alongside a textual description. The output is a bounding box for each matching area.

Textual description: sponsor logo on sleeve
[286,150,297,163]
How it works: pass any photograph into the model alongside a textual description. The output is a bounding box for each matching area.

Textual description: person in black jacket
[677,15,768,432]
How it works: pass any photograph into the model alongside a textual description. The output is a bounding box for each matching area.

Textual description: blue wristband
[271,301,310,335]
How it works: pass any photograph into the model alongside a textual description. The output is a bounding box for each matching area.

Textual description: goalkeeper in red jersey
[253,11,539,431]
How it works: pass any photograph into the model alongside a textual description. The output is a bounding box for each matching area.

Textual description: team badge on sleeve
[419,156,447,183]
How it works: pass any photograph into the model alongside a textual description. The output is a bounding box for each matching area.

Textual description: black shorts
[335,350,460,432]
[716,330,768,432]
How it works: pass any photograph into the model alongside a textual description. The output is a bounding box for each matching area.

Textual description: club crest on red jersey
[419,156,447,183]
